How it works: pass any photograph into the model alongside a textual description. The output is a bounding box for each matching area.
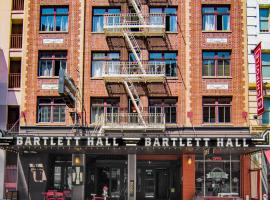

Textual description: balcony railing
[102,61,166,81]
[8,73,21,88]
[12,0,24,11]
[10,34,22,49]
[7,123,20,133]
[104,13,166,35]
[101,113,165,130]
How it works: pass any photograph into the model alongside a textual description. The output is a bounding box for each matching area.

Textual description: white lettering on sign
[206,38,228,43]
[43,38,64,44]
[207,83,229,90]
[41,84,58,90]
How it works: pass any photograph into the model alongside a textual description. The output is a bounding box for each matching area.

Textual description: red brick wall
[23,0,81,125]
[189,0,247,126]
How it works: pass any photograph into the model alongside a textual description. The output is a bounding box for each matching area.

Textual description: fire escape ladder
[128,0,145,25]
[122,30,146,74]
[123,79,146,126]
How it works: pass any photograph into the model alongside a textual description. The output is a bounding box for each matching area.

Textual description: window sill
[202,76,232,79]
[8,88,21,91]
[38,76,59,79]
[202,30,232,33]
[165,32,178,34]
[39,31,69,34]
[91,32,105,34]
[91,77,104,80]
[36,123,66,126]
[259,32,270,34]
[201,123,233,126]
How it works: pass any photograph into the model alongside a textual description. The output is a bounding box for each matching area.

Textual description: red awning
[264,150,270,165]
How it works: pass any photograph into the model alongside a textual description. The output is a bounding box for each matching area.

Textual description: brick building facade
[0,0,265,200]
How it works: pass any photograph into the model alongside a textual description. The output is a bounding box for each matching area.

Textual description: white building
[247,0,270,198]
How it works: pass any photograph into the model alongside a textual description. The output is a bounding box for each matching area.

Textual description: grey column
[0,150,6,198]
[128,154,136,200]
[71,154,85,200]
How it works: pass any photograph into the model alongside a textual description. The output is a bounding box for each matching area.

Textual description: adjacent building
[0,0,267,200]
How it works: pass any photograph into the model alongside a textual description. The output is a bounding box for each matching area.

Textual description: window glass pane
[210,107,215,123]
[91,106,104,123]
[203,15,215,30]
[224,60,230,76]
[41,16,54,31]
[93,16,104,32]
[217,7,230,13]
[263,99,270,124]
[150,8,163,13]
[41,8,54,15]
[92,61,104,77]
[260,9,269,19]
[203,107,209,122]
[93,53,106,59]
[38,105,51,122]
[149,53,162,60]
[54,166,61,190]
[56,16,68,31]
[260,21,269,32]
[53,106,65,122]
[165,8,177,14]
[39,60,53,76]
[217,60,224,76]
[218,107,225,122]
[222,15,230,30]
[164,53,177,59]
[56,8,68,14]
[202,60,215,76]
[108,8,120,14]
[93,8,105,15]
[108,53,120,60]
[202,7,214,14]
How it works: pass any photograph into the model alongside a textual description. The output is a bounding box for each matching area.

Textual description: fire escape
[96,0,166,133]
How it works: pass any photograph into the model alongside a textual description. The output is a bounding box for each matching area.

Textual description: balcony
[8,73,21,89]
[104,13,166,36]
[12,0,24,11]
[102,61,165,82]
[10,34,22,49]
[101,113,165,131]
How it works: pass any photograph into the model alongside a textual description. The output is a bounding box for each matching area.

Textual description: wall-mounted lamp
[74,156,81,166]
[187,156,192,165]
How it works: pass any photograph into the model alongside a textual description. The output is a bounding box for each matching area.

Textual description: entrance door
[156,169,169,199]
[137,161,180,200]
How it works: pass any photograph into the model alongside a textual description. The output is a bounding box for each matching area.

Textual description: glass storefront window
[195,152,240,197]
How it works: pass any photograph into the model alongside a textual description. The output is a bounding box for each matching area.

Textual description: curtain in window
[108,62,120,75]
[91,106,104,123]
[203,15,215,31]
[92,61,104,77]
[38,106,51,122]
[39,60,52,76]
[53,106,65,122]
[56,16,68,31]
[41,16,54,31]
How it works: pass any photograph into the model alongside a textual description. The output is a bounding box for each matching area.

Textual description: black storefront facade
[1,127,269,200]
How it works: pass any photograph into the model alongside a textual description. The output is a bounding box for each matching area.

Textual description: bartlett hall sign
[9,136,266,148]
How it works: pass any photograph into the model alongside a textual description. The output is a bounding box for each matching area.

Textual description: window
[38,51,67,77]
[260,8,269,32]
[262,99,270,124]
[40,7,68,32]
[262,53,270,78]
[37,98,66,123]
[202,51,231,77]
[202,6,230,31]
[150,7,177,32]
[92,8,120,32]
[91,98,119,123]
[203,97,231,123]
[149,98,177,124]
[92,52,120,77]
[149,52,177,77]
[196,153,240,197]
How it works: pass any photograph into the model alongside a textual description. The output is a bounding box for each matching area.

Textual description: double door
[137,162,180,200]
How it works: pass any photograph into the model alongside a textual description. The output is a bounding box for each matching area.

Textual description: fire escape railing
[94,0,166,133]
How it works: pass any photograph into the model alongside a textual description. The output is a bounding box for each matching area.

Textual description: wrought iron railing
[10,34,22,49]
[8,73,21,88]
[12,0,24,11]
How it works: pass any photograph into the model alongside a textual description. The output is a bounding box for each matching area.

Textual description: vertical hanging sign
[254,42,264,116]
